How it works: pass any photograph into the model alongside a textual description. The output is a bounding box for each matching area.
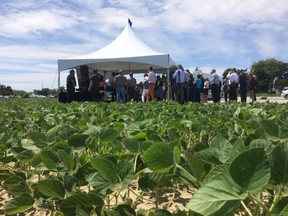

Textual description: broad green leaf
[38,179,65,199]
[16,149,35,162]
[21,138,39,151]
[142,143,174,173]
[75,205,93,216]
[270,143,288,185]
[210,134,233,163]
[138,174,157,191]
[262,120,279,137]
[88,191,104,216]
[167,128,179,141]
[29,131,48,148]
[64,175,77,192]
[169,121,185,131]
[118,159,134,189]
[114,204,136,216]
[3,173,30,196]
[134,132,147,141]
[59,193,92,216]
[40,150,59,170]
[90,158,119,183]
[58,150,74,171]
[185,152,206,182]
[0,169,11,182]
[123,138,140,152]
[139,140,154,151]
[46,125,61,142]
[74,162,95,186]
[3,173,25,186]
[68,134,89,149]
[194,148,222,165]
[229,148,271,193]
[87,173,117,195]
[249,139,272,151]
[99,128,118,143]
[44,114,56,125]
[31,152,42,167]
[3,193,34,215]
[146,129,162,142]
[187,171,244,216]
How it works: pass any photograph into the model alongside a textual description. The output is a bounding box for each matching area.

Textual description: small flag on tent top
[128,18,132,27]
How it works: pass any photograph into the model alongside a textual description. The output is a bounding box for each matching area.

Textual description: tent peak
[128,18,132,28]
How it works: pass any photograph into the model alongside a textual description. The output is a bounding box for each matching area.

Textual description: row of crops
[0,99,288,215]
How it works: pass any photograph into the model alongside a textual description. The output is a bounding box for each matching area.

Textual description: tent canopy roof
[58,22,176,72]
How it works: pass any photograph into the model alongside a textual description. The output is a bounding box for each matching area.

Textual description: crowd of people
[66,65,257,104]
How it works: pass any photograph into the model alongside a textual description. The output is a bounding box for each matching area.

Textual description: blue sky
[1,0,288,91]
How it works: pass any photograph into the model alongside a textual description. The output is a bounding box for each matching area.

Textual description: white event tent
[57,20,177,97]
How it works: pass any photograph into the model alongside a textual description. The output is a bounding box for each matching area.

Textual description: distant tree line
[0,85,59,97]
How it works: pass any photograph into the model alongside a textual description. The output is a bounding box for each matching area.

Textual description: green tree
[0,84,13,96]
[251,58,288,92]
[33,88,58,96]
[13,90,28,97]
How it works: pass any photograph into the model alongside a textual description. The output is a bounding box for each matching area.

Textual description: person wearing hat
[127,72,137,101]
[172,64,187,104]
[66,69,76,103]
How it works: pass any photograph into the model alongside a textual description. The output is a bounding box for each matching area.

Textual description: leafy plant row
[0,99,288,216]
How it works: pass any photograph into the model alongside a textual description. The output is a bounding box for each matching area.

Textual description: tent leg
[58,71,61,92]
[166,55,171,100]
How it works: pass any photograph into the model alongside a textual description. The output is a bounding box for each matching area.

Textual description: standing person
[188,72,195,102]
[209,69,220,103]
[248,73,257,102]
[154,75,164,100]
[147,66,156,102]
[239,71,247,102]
[66,69,76,103]
[106,72,116,101]
[194,74,203,103]
[222,79,229,102]
[203,78,210,103]
[127,73,137,101]
[98,75,105,101]
[88,69,101,102]
[114,70,127,103]
[227,68,239,101]
[173,64,186,104]
[141,73,149,102]
[184,69,191,102]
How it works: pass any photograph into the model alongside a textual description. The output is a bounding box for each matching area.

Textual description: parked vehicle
[281,89,288,99]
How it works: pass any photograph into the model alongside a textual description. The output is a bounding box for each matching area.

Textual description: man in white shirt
[173,64,187,104]
[147,66,156,102]
[227,68,239,101]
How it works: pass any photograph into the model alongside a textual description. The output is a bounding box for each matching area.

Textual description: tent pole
[167,55,170,100]
[58,70,60,92]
